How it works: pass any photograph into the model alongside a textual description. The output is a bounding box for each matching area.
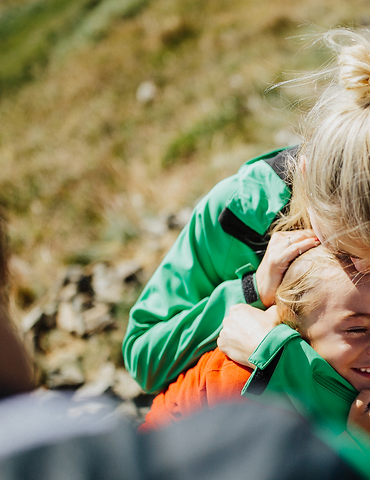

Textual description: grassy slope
[0,0,369,310]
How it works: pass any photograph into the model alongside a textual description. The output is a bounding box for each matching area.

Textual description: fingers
[278,230,318,251]
[255,230,320,307]
[351,389,370,412]
[218,304,275,366]
[266,230,320,269]
[348,389,370,435]
[283,236,321,264]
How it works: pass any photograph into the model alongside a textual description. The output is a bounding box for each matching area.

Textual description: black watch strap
[242,272,259,304]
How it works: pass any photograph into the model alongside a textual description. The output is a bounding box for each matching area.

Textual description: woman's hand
[217,304,279,366]
[256,230,320,307]
[347,389,370,436]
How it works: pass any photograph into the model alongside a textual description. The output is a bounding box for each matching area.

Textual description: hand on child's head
[255,230,319,308]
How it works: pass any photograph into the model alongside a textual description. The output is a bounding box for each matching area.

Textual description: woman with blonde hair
[219,28,370,360]
[123,27,370,414]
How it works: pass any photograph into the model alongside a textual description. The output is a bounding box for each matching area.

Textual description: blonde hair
[273,28,370,248]
[275,246,340,333]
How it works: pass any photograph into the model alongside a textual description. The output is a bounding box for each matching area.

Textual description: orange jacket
[140,347,253,431]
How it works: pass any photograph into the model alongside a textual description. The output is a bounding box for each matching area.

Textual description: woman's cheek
[351,257,370,273]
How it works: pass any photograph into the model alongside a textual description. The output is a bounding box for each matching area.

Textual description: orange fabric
[139,347,252,432]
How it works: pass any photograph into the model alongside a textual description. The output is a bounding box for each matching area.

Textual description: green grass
[162,96,249,166]
[0,0,150,92]
[0,0,86,90]
[0,0,370,310]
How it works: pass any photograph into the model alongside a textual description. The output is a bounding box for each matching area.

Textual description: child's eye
[333,251,350,261]
[346,328,367,335]
[333,251,361,261]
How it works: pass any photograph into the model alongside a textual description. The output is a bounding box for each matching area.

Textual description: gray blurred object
[0,394,365,480]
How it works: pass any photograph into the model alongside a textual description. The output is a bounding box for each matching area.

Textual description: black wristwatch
[242,272,259,304]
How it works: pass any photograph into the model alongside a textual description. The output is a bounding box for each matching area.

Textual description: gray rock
[92,263,124,303]
[21,306,56,334]
[82,303,114,334]
[21,306,44,333]
[64,265,85,284]
[58,283,78,302]
[112,368,144,401]
[115,260,142,283]
[74,362,116,399]
[19,256,148,403]
[56,302,86,336]
[47,363,85,389]
[136,81,157,104]
[72,293,93,314]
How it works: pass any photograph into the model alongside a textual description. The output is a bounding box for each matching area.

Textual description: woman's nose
[351,257,370,273]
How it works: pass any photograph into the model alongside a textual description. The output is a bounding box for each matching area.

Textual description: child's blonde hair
[275,246,341,333]
[274,28,370,249]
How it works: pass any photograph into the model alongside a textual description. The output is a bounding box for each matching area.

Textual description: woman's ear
[299,155,306,175]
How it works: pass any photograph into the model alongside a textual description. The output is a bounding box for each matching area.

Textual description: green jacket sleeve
[123,151,291,393]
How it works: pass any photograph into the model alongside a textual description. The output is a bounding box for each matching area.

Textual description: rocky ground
[18,207,192,426]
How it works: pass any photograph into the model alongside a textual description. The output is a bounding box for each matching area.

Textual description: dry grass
[0,0,369,312]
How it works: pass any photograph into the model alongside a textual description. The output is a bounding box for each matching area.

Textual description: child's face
[302,264,370,391]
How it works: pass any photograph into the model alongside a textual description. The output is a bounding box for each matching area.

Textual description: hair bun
[338,44,370,107]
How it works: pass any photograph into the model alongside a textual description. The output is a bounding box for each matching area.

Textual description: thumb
[353,389,370,412]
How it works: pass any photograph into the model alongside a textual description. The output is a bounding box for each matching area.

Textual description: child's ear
[299,155,306,176]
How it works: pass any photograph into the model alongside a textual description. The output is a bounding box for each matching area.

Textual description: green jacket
[123,147,292,393]
[242,324,358,431]
[242,324,370,479]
